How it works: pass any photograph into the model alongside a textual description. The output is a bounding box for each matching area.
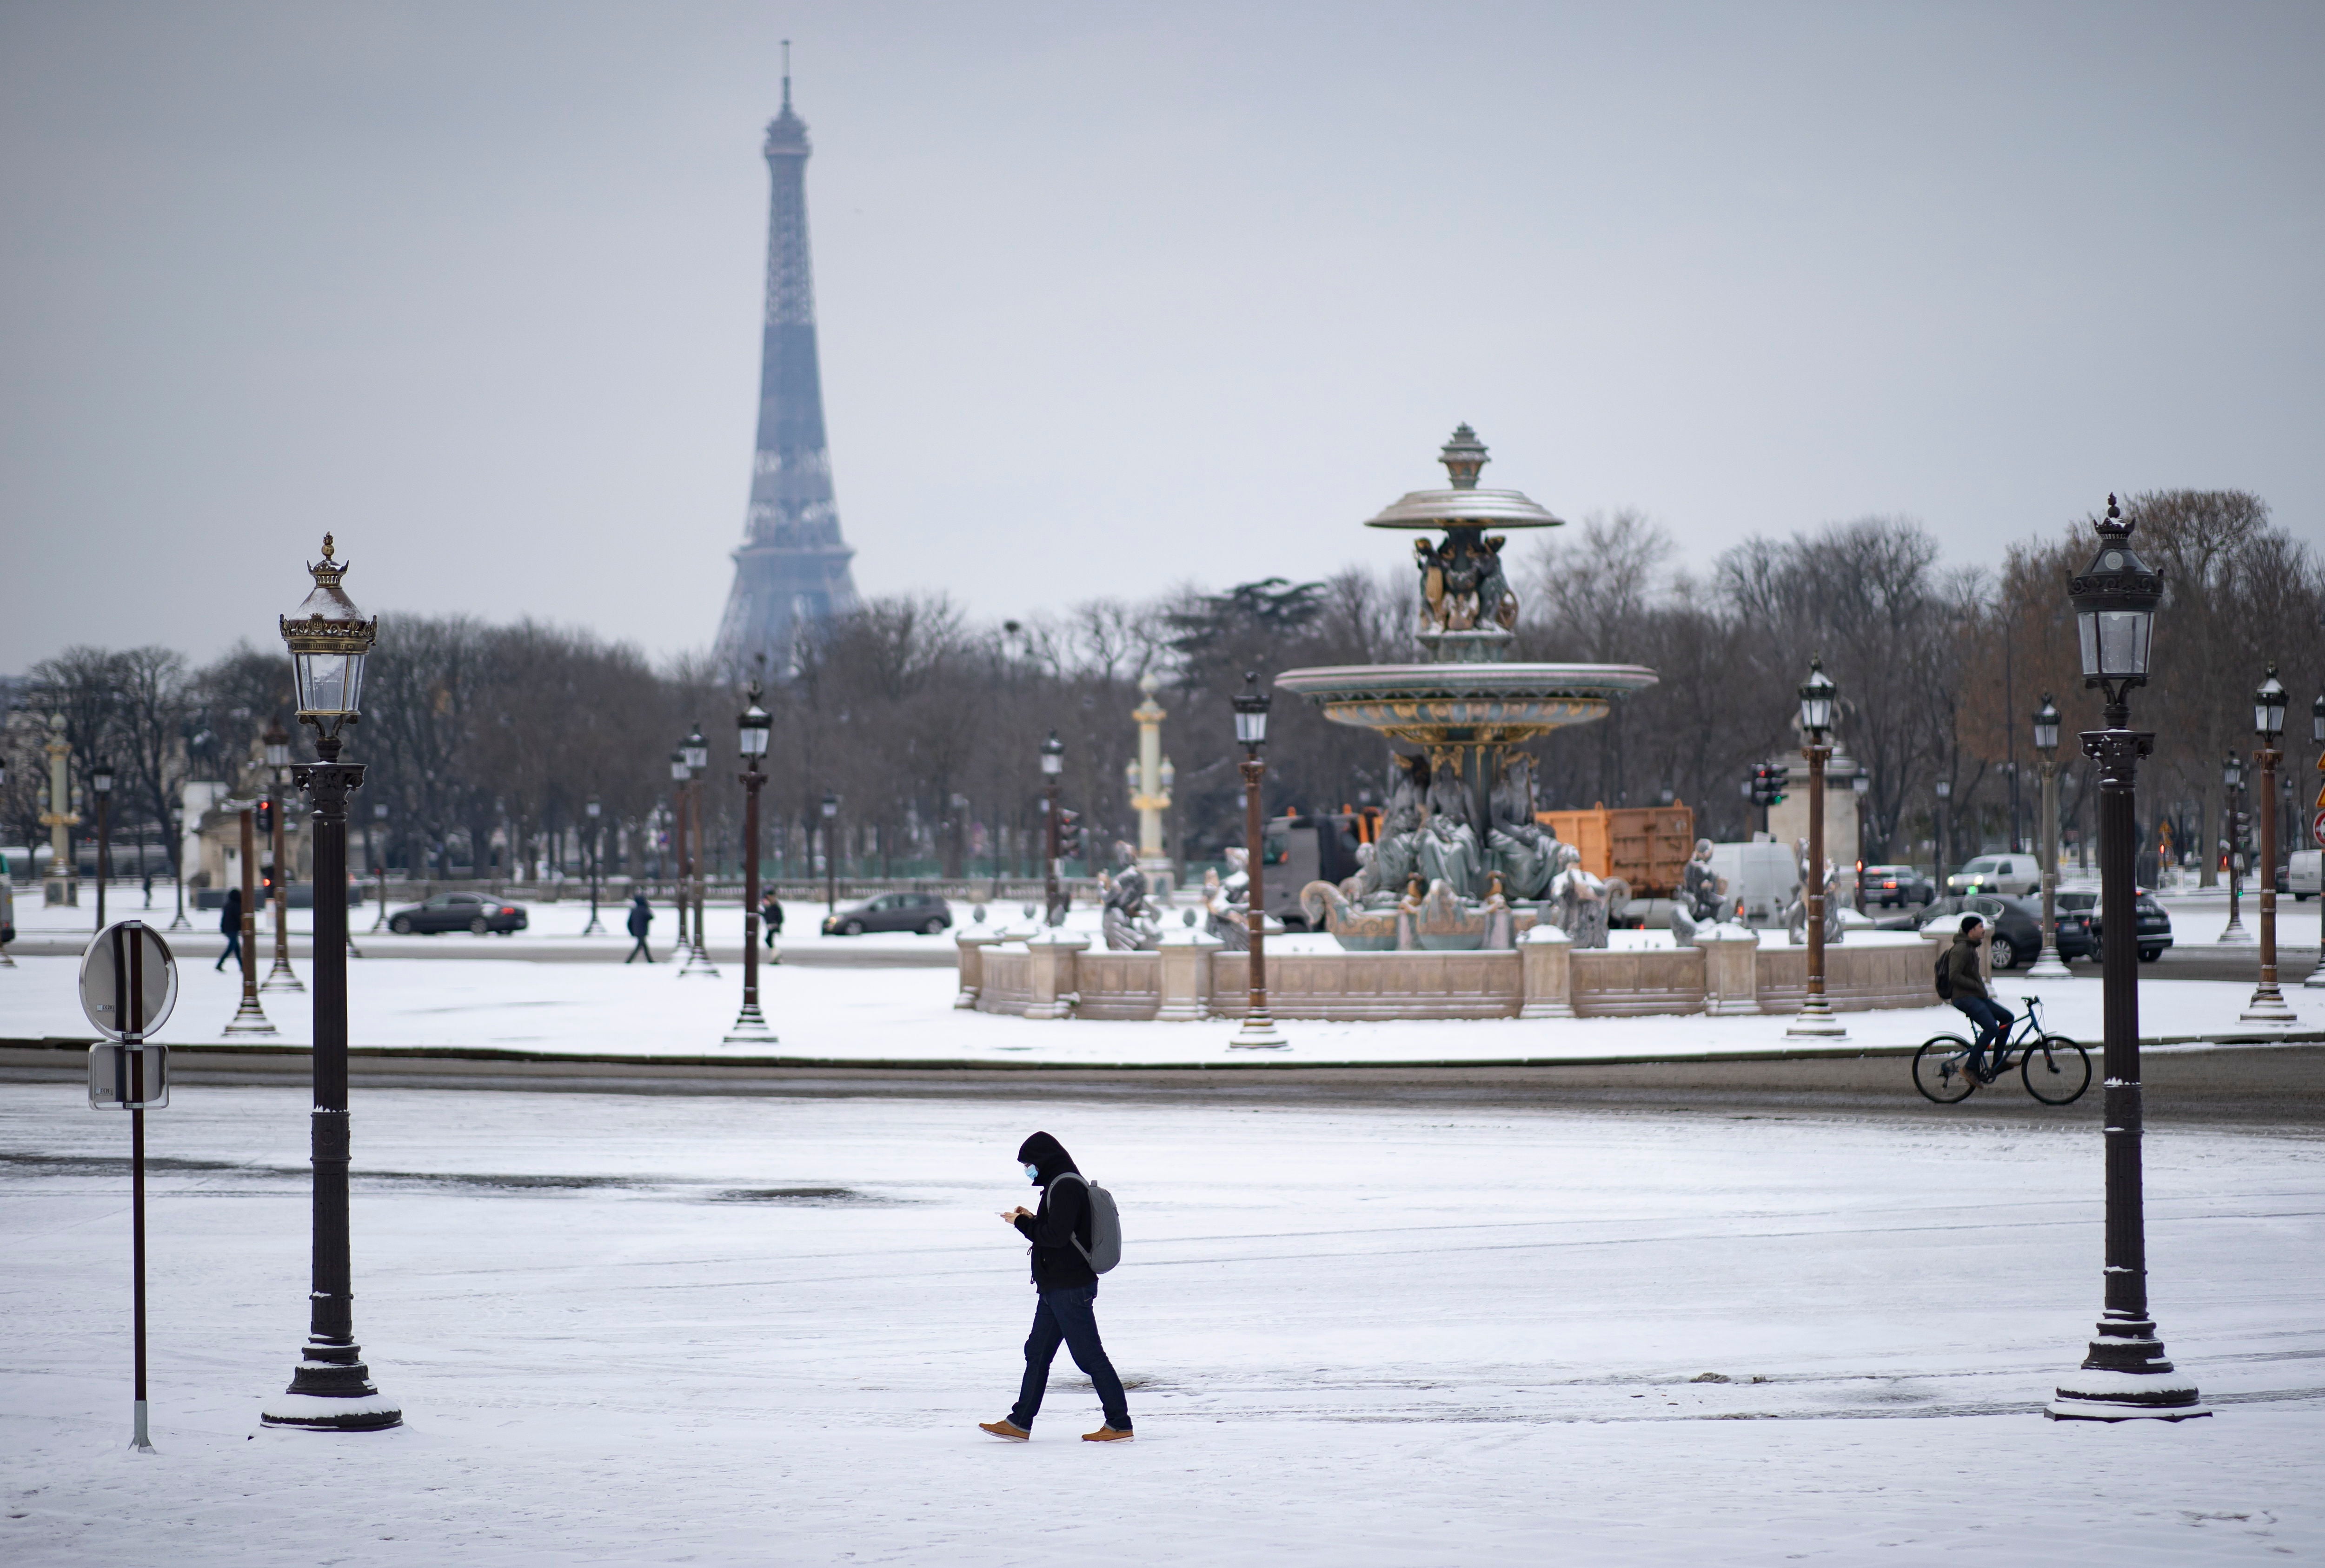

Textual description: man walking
[1946,913,2011,1080]
[215,884,243,972]
[979,1131,1132,1443]
[760,889,783,949]
[624,891,656,963]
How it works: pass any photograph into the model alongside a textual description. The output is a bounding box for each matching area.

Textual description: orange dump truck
[1533,804,1696,898]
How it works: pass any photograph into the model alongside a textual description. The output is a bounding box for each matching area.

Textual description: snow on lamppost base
[260,1345,401,1432]
[2048,1317,2210,1422]
[1783,997,1848,1039]
[1229,1010,1287,1050]
[723,1002,777,1045]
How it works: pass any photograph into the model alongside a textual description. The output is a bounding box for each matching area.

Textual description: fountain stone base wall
[963,934,1943,1022]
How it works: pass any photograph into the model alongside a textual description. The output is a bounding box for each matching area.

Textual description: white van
[2286,849,2322,901]
[1946,853,2041,897]
[1705,840,1802,927]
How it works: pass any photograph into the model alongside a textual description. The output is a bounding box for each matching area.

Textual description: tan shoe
[978,1419,1030,1442]
[1082,1426,1134,1442]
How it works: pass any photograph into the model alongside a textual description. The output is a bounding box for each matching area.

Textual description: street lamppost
[260,534,399,1431]
[1787,658,1845,1039]
[91,757,114,929]
[581,796,606,935]
[1933,778,1951,895]
[369,802,390,931]
[2241,668,2297,1023]
[2028,695,2071,977]
[1229,674,1285,1049]
[1039,732,1065,924]
[2048,495,2205,1422]
[1851,770,1868,912]
[261,722,302,992]
[669,751,691,958]
[2219,752,2249,943]
[681,726,715,973]
[2310,691,2325,991]
[41,713,78,907]
[166,805,191,931]
[821,791,840,916]
[727,686,776,1043]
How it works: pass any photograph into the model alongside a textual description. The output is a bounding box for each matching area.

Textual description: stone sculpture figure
[1485,754,1557,901]
[1100,841,1158,951]
[1353,755,1428,905]
[1547,841,1611,950]
[1203,854,1250,951]
[1417,758,1483,899]
[1415,531,1519,635]
[1785,854,1849,947]
[1669,838,1726,944]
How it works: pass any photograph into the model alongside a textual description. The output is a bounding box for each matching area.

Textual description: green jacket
[1946,935,1989,1002]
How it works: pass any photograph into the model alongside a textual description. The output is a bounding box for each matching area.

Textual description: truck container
[1532,804,1696,897]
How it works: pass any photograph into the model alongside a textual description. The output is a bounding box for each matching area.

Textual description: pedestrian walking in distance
[980,1131,1133,1443]
[760,889,783,950]
[624,891,655,964]
[1946,913,2011,1080]
[214,884,243,972]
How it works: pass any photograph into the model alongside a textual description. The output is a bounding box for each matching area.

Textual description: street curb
[3,1033,2319,1073]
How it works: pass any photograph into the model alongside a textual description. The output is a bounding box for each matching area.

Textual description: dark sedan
[387,892,529,935]
[2072,888,2173,963]
[1861,864,1933,908]
[822,891,953,936]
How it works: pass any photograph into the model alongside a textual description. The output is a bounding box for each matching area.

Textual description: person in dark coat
[979,1131,1132,1443]
[1946,913,2010,1078]
[215,885,244,972]
[760,889,783,948]
[624,892,655,963]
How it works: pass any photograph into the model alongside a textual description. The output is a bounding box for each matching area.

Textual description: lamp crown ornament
[1438,423,1489,489]
[279,534,377,737]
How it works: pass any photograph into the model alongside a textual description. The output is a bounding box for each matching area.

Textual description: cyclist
[1945,913,2012,1080]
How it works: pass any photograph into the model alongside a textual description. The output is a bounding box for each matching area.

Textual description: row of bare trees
[7,490,2318,891]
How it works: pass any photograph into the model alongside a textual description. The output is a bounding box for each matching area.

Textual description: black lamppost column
[224,798,274,1036]
[681,726,715,972]
[2242,668,2297,1023]
[2029,696,2071,977]
[581,796,606,935]
[2049,496,2206,1422]
[2219,753,2250,942]
[92,758,114,930]
[1040,732,1064,925]
[821,791,840,916]
[261,723,303,992]
[670,753,691,957]
[261,535,399,1431]
[728,688,776,1042]
[1229,674,1286,1049]
[1788,658,1845,1039]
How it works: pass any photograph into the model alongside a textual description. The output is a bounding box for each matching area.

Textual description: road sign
[2312,809,2325,849]
[79,920,177,1041]
[89,1043,169,1110]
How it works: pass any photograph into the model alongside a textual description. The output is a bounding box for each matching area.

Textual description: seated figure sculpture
[1203,853,1250,952]
[1417,759,1483,900]
[1100,841,1158,952]
[1349,756,1428,906]
[1546,841,1611,950]
[1485,754,1556,902]
[1668,838,1725,944]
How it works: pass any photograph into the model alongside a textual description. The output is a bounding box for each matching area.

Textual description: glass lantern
[278,535,377,738]
[2066,496,2162,688]
[1231,672,1272,753]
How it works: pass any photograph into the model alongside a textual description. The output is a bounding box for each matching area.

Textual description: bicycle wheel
[1913,1036,1980,1104]
[2020,1035,2092,1105]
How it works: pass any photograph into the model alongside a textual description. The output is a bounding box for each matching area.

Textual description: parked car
[386,892,529,935]
[1945,853,2042,897]
[2279,849,2321,901]
[822,891,953,936]
[1909,894,2042,969]
[1861,863,1933,908]
[2050,890,2100,961]
[2078,888,2173,962]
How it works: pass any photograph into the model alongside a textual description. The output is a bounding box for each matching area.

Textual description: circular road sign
[2313,809,2325,849]
[79,921,178,1042]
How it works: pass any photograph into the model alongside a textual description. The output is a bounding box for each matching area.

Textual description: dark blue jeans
[1953,996,2013,1070]
[1010,1284,1130,1432]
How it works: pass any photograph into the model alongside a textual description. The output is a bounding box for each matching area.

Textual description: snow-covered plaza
[3,1073,2321,1565]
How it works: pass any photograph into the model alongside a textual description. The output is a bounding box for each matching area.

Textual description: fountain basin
[1275,662,1660,745]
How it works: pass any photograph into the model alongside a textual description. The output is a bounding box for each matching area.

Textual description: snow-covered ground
[0,949,2310,1063]
[2,1082,2317,1564]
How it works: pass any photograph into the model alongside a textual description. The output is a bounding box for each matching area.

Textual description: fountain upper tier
[1273,662,1660,746]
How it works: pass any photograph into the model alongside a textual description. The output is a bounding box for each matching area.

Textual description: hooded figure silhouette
[979,1131,1133,1442]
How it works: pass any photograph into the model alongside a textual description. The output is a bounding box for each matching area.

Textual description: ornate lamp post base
[2239,984,2299,1025]
[1783,996,1848,1039]
[260,1342,401,1431]
[223,997,277,1036]
[676,940,720,978]
[1228,1010,1287,1049]
[2306,952,2325,990]
[724,1001,777,1044]
[261,955,306,992]
[2048,1319,2209,1421]
[2026,947,2072,979]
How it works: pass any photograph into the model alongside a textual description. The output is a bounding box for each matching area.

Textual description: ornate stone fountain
[1275,427,1658,946]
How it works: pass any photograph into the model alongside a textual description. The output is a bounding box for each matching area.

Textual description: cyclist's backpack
[1933,946,1953,1001]
[1047,1172,1122,1273]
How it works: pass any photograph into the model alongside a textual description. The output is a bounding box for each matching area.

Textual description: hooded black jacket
[1012,1131,1097,1292]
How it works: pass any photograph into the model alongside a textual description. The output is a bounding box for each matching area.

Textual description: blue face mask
[1024,1163,1042,1182]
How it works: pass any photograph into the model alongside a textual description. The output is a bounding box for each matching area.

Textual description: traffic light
[255,800,275,836]
[1745,763,1788,808]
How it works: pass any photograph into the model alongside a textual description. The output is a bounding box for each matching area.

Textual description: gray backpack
[1048,1172,1122,1273]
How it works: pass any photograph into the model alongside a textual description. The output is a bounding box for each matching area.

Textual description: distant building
[713,67,860,673]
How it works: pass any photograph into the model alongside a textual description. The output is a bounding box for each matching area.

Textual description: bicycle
[1912,995,2091,1105]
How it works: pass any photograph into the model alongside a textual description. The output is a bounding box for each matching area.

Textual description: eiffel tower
[715,53,859,671]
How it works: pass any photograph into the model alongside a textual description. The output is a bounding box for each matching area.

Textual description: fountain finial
[1439,424,1489,490]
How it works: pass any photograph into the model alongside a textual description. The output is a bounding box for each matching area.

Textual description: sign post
[80,920,177,1453]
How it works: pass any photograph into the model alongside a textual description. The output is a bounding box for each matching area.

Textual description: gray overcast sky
[2,0,2320,672]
